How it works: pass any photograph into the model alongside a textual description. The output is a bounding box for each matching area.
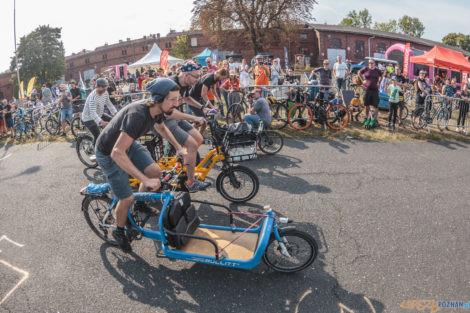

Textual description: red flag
[462,72,468,86]
[403,43,411,77]
[160,50,169,71]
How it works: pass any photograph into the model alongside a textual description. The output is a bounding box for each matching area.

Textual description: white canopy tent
[128,43,184,69]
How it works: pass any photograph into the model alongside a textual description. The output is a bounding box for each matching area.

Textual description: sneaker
[187,179,211,193]
[112,229,132,253]
[456,127,461,133]
[369,120,377,128]
[392,125,396,132]
[134,202,158,216]
[364,119,370,126]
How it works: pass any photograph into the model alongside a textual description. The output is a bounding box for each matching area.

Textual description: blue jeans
[244,114,260,129]
[336,78,346,93]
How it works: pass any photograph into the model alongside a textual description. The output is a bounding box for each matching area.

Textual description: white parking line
[0,153,12,162]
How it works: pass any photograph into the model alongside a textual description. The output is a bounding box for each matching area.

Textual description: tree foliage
[191,0,317,54]
[373,20,398,33]
[339,9,372,28]
[442,33,470,52]
[171,35,192,60]
[397,15,425,38]
[10,25,65,86]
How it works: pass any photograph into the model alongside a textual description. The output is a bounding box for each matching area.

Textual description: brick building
[2,24,469,100]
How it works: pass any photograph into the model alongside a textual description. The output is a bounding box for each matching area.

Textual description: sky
[1,0,469,72]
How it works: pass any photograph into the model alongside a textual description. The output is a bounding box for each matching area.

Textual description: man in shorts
[165,61,211,192]
[359,59,383,128]
[58,84,73,136]
[95,78,187,252]
[392,66,409,127]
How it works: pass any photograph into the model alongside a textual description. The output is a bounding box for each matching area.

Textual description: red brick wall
[0,73,13,100]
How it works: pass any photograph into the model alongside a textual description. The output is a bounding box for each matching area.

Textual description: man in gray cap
[95,78,187,253]
[81,78,118,143]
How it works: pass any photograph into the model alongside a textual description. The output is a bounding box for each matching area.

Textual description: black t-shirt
[416,78,426,104]
[314,68,332,85]
[107,86,117,105]
[96,101,165,155]
[169,74,191,98]
[5,104,12,119]
[70,87,82,103]
[190,73,217,100]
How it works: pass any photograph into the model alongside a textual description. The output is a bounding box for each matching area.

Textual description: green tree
[373,20,398,33]
[192,0,317,54]
[398,15,425,38]
[442,33,470,51]
[171,35,192,60]
[10,25,65,86]
[339,9,372,28]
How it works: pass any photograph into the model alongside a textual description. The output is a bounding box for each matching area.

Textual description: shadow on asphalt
[253,154,332,195]
[83,167,106,183]
[283,138,309,150]
[426,140,468,150]
[2,165,41,181]
[99,215,384,313]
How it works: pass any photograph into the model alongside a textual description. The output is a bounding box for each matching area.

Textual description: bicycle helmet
[181,61,200,72]
[146,78,177,102]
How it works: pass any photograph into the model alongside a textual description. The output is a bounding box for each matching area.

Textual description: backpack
[162,192,200,249]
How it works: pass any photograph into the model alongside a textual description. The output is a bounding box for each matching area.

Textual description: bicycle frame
[83,184,279,269]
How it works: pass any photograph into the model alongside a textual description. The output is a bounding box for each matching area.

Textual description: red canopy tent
[410,46,470,72]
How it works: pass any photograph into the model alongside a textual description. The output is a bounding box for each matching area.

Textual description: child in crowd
[350,92,363,121]
[331,94,343,105]
[387,77,402,132]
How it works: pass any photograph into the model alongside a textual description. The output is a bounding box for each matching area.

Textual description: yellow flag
[26,77,36,97]
[19,81,24,99]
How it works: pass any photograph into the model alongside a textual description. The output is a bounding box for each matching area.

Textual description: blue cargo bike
[80,158,318,273]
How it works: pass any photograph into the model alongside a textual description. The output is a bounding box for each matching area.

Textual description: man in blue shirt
[244,89,271,128]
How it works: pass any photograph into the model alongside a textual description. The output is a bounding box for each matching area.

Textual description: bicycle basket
[224,122,257,163]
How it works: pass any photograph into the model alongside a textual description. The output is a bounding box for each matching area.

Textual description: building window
[355,40,365,58]
[102,54,107,60]
[299,47,309,55]
[122,50,127,55]
[85,58,90,64]
[376,43,387,54]
[300,33,308,40]
[331,38,342,49]
[190,37,198,47]
[165,42,172,48]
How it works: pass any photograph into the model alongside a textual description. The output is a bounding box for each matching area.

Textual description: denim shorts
[95,141,156,199]
[61,108,73,122]
[5,117,14,129]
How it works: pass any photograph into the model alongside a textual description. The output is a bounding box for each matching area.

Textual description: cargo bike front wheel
[216,165,259,203]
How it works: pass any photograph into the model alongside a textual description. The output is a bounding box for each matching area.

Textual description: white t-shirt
[333,62,348,79]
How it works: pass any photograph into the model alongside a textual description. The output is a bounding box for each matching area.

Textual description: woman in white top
[239,59,250,88]
[270,59,283,86]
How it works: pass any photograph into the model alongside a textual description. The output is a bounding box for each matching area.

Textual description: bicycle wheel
[45,118,60,135]
[325,104,350,130]
[76,134,99,168]
[287,104,313,130]
[270,103,288,130]
[82,195,118,245]
[71,117,87,138]
[437,109,450,131]
[258,130,284,155]
[400,106,409,121]
[226,103,245,125]
[263,229,318,273]
[216,165,259,203]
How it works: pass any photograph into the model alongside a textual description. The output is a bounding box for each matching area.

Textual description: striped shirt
[81,89,117,124]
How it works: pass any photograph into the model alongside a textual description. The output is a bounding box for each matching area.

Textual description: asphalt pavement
[0,138,469,313]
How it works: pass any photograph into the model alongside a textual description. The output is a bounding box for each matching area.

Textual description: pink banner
[403,43,411,77]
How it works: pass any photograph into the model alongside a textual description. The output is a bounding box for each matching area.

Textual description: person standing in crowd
[219,60,231,115]
[270,59,283,86]
[228,57,236,71]
[0,99,6,137]
[205,57,218,73]
[253,55,270,96]
[239,59,250,88]
[359,59,383,128]
[58,84,73,136]
[312,60,332,86]
[220,70,240,112]
[41,83,53,105]
[456,83,469,133]
[69,80,83,115]
[387,77,401,132]
[411,70,428,126]
[379,72,390,93]
[244,89,271,128]
[107,80,118,107]
[3,99,14,138]
[345,59,352,73]
[332,55,349,95]
[81,78,118,144]
[142,72,154,90]
[392,66,409,127]
[137,72,146,91]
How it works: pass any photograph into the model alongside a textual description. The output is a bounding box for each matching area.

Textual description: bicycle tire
[71,117,86,138]
[45,118,60,135]
[437,109,450,131]
[263,229,318,273]
[76,134,99,168]
[82,195,118,246]
[258,130,284,155]
[270,103,289,130]
[325,104,350,130]
[412,108,426,129]
[401,106,409,121]
[287,104,313,130]
[216,165,259,203]
[226,103,245,125]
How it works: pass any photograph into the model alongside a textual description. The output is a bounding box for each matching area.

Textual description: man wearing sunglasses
[359,59,383,128]
[165,61,210,192]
